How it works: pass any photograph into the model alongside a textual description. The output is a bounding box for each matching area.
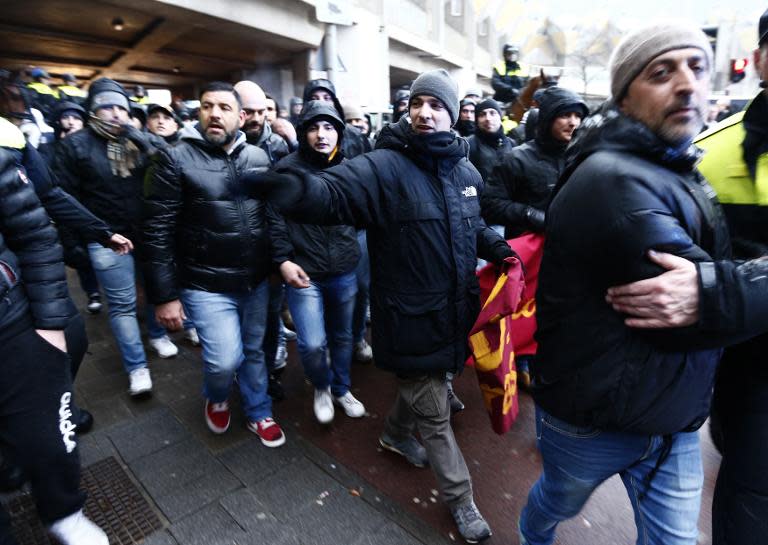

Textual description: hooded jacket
[269,101,360,278]
[244,116,514,375]
[302,80,367,159]
[141,124,274,303]
[481,88,587,238]
[532,106,734,435]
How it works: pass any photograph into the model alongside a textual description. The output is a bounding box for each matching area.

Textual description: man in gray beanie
[517,24,731,545]
[242,68,517,543]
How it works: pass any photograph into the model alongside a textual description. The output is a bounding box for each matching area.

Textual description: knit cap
[475,98,503,117]
[609,24,713,101]
[87,77,130,113]
[409,69,459,125]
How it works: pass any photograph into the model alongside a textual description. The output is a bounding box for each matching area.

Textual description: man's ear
[237,109,246,129]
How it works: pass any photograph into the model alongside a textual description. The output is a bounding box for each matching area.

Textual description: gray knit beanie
[409,69,459,125]
[609,24,713,101]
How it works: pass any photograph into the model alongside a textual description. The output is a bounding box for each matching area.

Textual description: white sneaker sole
[247,423,286,447]
[205,407,230,434]
[334,398,365,418]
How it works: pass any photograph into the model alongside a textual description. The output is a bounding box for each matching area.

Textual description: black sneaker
[86,293,102,314]
[451,500,492,543]
[378,432,429,468]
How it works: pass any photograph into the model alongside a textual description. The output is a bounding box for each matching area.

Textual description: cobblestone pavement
[6,276,721,544]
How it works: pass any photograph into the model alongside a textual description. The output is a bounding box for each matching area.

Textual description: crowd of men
[1,9,768,545]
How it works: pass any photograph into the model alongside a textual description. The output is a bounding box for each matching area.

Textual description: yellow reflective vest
[493,61,530,78]
[57,85,86,99]
[26,81,59,99]
[0,117,27,150]
[696,109,768,206]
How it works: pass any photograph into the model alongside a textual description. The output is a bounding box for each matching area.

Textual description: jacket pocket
[385,292,451,356]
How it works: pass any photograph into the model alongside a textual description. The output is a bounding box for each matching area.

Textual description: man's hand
[272,118,297,147]
[107,233,133,255]
[36,329,67,352]
[155,299,186,331]
[280,261,310,288]
[606,250,699,328]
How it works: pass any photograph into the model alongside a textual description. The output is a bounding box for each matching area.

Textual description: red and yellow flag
[468,256,525,435]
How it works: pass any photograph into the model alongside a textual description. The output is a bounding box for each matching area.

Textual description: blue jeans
[88,243,164,373]
[180,282,271,422]
[352,230,370,344]
[286,271,357,397]
[520,406,703,545]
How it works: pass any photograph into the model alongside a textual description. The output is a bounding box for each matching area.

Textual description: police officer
[492,44,530,104]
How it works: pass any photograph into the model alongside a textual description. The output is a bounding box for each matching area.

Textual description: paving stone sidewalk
[14,280,453,545]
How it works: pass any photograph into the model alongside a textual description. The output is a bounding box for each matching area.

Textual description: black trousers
[0,324,85,541]
[711,350,768,545]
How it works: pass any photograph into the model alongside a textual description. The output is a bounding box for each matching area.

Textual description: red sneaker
[205,400,230,434]
[247,417,286,447]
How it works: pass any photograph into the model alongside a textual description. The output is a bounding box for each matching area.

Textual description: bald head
[234,80,268,140]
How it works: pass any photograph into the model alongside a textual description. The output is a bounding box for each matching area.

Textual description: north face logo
[462,186,477,197]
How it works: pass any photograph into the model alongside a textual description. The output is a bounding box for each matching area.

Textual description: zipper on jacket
[227,155,253,282]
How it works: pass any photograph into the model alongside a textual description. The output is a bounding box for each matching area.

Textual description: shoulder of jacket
[695,111,745,143]
[0,118,26,150]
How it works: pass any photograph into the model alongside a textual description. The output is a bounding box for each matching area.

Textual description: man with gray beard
[519,25,734,545]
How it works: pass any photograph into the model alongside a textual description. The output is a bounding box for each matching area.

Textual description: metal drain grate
[5,456,163,544]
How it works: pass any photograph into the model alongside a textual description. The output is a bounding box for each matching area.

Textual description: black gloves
[121,124,156,156]
[524,206,546,232]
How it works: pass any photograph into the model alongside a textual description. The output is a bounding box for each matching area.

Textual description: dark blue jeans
[286,271,357,397]
[520,406,703,545]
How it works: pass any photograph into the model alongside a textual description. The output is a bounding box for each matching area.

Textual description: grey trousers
[384,373,473,506]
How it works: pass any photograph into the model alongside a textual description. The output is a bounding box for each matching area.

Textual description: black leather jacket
[142,125,274,303]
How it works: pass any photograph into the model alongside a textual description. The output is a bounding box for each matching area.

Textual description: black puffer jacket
[482,88,586,238]
[244,116,514,375]
[0,147,69,336]
[142,125,274,303]
[467,128,514,182]
[52,127,147,242]
[532,107,734,435]
[270,102,360,278]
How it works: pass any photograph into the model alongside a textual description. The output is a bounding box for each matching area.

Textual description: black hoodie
[269,101,360,278]
[481,88,587,238]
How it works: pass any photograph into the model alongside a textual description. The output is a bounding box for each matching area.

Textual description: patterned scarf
[88,114,141,178]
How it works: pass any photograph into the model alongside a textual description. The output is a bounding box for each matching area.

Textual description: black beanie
[475,98,503,117]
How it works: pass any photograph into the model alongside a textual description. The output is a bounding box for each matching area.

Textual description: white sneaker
[128,367,153,396]
[353,339,373,362]
[49,510,109,545]
[184,327,200,346]
[313,387,334,424]
[149,335,178,358]
[334,391,366,418]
